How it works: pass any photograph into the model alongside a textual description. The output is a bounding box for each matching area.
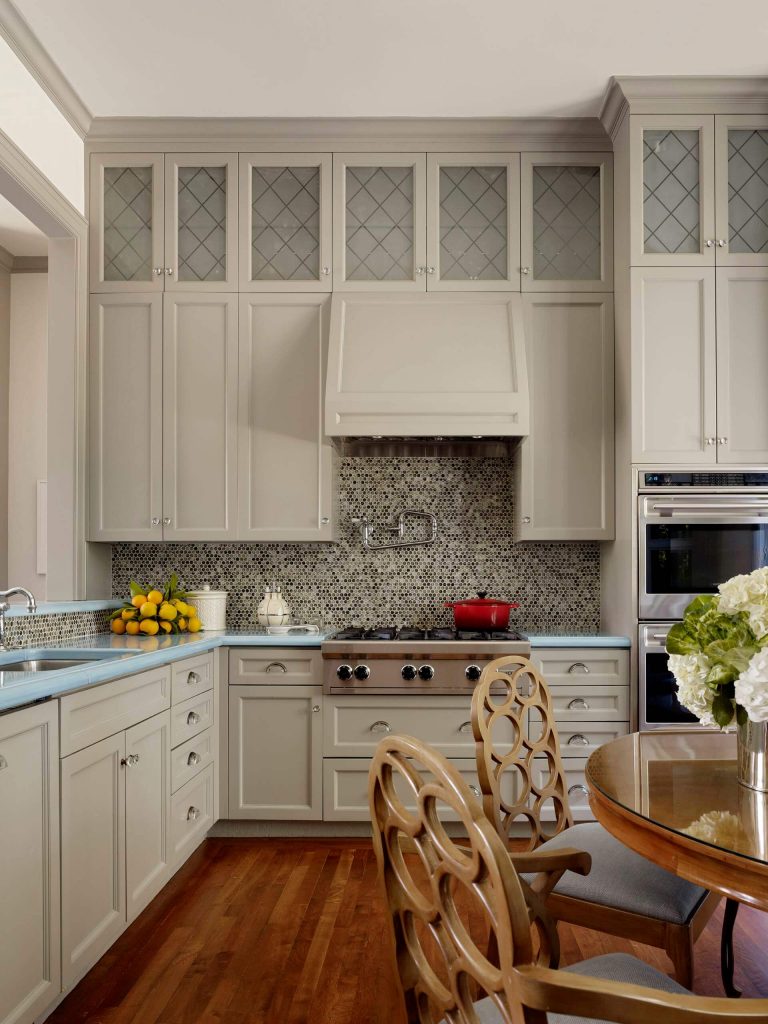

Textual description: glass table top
[586,731,768,868]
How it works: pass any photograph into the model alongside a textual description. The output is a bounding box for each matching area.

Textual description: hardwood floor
[48,838,768,1024]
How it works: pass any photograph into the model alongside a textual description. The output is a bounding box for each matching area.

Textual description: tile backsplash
[4,608,113,648]
[112,457,600,634]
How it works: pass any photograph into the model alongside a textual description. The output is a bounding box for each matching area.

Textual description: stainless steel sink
[0,658,96,672]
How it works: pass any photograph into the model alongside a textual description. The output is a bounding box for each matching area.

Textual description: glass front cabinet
[715,115,768,267]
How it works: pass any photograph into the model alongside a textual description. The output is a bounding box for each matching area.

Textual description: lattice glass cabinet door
[631,115,715,266]
[715,116,768,267]
[165,155,238,291]
[90,154,164,292]
[240,155,332,292]
[521,154,612,292]
[427,154,520,291]
[333,154,427,290]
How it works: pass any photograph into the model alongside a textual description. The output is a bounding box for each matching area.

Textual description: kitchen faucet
[0,587,37,651]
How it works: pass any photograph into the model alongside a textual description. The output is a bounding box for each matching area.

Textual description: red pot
[444,592,520,630]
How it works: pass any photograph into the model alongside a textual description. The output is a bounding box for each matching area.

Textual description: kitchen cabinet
[229,684,323,820]
[238,295,335,540]
[715,115,768,267]
[89,152,238,291]
[520,153,612,291]
[239,154,332,291]
[516,294,614,540]
[0,703,60,1024]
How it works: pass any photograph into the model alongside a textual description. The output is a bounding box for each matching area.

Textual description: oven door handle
[650,502,768,515]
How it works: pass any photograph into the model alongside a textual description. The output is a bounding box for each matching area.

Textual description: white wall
[0,264,8,588]
[7,271,47,596]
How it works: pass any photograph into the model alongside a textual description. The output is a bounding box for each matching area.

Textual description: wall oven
[638,622,709,730]
[638,471,768,621]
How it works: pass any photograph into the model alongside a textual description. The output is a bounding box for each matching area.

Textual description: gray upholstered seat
[469,952,689,1023]
[522,822,707,924]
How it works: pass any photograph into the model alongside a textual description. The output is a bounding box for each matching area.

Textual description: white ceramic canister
[184,584,228,630]
[257,584,291,626]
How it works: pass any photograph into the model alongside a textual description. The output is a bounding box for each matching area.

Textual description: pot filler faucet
[0,587,37,651]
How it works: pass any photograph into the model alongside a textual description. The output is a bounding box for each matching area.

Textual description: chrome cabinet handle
[152,267,164,276]
[187,671,200,686]
[568,784,589,797]
[718,437,729,445]
[187,751,201,766]
[521,267,530,275]
[567,697,590,711]
[370,720,392,734]
[163,517,172,526]
[187,806,200,821]
[120,754,140,767]
[567,662,590,675]
[322,266,330,275]
[151,517,161,527]
[312,704,320,713]
[425,266,435,275]
[415,266,425,276]
[265,661,288,673]
[458,721,472,734]
[164,267,174,276]
[0,754,8,770]
[705,239,714,247]
[522,516,531,524]
[321,517,330,525]
[567,734,590,746]
[187,711,201,725]
[705,437,716,446]
[717,239,726,247]
[469,785,481,798]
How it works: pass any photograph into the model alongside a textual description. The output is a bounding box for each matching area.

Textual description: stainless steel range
[322,626,530,694]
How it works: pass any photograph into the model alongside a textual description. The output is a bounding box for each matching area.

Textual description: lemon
[121,608,137,621]
[111,618,126,635]
[185,604,197,619]
[158,602,177,621]
[132,594,147,609]
[147,589,164,606]
[187,617,202,633]
[159,620,172,634]
[140,618,159,636]
[178,616,187,631]
[171,598,185,609]
[139,601,157,618]
[125,620,140,636]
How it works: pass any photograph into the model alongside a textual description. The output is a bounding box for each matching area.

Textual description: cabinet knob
[717,239,727,247]
[164,267,174,276]
[370,720,391,733]
[322,266,331,275]
[187,711,201,725]
[718,437,729,445]
[521,267,530,275]
[187,751,201,766]
[522,516,531,525]
[425,266,435,275]
[415,266,425,276]
[321,517,330,525]
[705,437,716,446]
[187,806,200,821]
[152,267,164,276]
[705,239,714,247]
[120,754,140,767]
[567,697,590,711]
[151,517,161,527]
[163,517,172,526]
[312,704,320,713]
[187,671,200,686]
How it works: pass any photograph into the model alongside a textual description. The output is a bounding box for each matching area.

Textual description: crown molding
[603,76,768,121]
[0,0,92,138]
[86,115,611,152]
[599,80,629,140]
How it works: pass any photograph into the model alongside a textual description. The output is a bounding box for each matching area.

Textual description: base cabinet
[0,703,60,1024]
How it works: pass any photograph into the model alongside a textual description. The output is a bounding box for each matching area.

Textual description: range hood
[325,293,529,446]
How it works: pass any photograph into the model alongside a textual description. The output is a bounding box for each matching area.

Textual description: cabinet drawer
[532,757,594,822]
[60,667,171,756]
[533,648,629,687]
[171,691,215,748]
[170,764,214,866]
[229,647,321,685]
[171,727,214,793]
[171,652,213,704]
[548,684,629,722]
[554,722,629,759]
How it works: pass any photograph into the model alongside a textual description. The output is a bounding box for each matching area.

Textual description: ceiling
[0,194,47,257]
[11,0,768,120]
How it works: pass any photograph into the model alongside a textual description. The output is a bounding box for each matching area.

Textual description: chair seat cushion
[467,952,689,1023]
[523,822,707,924]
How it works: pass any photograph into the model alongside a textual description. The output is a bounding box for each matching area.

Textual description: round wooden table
[586,731,768,997]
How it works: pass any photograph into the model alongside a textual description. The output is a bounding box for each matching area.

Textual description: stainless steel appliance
[638,622,710,731]
[322,626,530,695]
[638,470,768,621]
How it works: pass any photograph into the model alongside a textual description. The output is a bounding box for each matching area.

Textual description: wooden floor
[49,838,768,1024]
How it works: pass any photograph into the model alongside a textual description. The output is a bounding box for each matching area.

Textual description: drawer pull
[568,784,589,798]
[187,751,201,767]
[187,806,201,821]
[187,671,200,686]
[458,721,472,735]
[265,661,288,673]
[120,754,140,768]
[370,720,392,734]
[469,784,481,798]
[567,698,590,711]
[0,754,7,770]
[187,711,201,726]
[567,662,590,674]
[567,734,590,746]
[312,705,321,713]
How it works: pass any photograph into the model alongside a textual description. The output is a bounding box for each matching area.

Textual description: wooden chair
[470,655,720,988]
[368,732,768,1024]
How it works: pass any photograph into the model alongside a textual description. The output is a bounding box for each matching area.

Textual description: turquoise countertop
[0,629,631,714]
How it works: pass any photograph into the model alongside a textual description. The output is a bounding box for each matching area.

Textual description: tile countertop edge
[5,599,123,616]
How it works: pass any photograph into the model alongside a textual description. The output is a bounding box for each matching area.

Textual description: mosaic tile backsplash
[113,457,600,634]
[4,609,113,648]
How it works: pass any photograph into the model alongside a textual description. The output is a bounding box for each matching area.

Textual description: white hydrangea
[668,653,716,727]
[735,648,768,723]
[684,811,747,847]
[718,566,768,638]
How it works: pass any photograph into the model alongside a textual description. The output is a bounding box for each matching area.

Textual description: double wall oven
[638,471,768,730]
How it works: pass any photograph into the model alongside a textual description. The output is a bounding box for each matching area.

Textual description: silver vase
[737,718,768,792]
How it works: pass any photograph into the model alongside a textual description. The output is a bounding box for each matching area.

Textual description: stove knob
[401,664,418,681]
[336,664,353,681]
[465,664,483,682]
[418,665,434,681]
[354,664,371,681]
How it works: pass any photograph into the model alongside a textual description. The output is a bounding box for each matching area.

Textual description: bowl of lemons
[110,573,203,637]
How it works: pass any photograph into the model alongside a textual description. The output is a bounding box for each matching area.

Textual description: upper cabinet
[520,153,612,291]
[715,115,768,267]
[90,153,238,291]
[239,154,332,291]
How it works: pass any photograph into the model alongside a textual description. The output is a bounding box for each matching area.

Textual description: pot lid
[446,592,519,608]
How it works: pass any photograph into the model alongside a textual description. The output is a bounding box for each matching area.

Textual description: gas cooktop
[329,626,528,642]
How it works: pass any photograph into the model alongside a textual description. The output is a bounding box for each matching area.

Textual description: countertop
[0,629,631,714]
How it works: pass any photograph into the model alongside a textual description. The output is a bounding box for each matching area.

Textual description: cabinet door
[61,733,126,989]
[521,153,612,292]
[238,295,334,541]
[88,293,163,541]
[162,294,238,540]
[229,685,322,819]
[631,267,717,463]
[239,154,332,292]
[715,115,768,267]
[516,295,614,540]
[426,153,520,291]
[0,703,60,1024]
[89,153,164,292]
[333,153,427,290]
[164,154,238,291]
[716,268,768,463]
[630,115,715,266]
[125,711,171,923]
